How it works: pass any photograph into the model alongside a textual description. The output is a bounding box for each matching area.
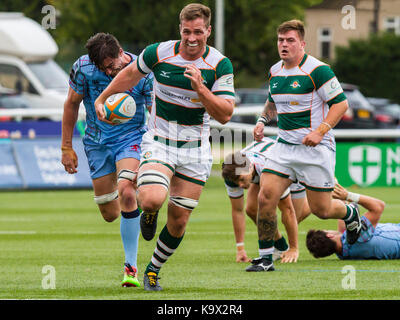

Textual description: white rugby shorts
[139,131,212,186]
[262,142,335,192]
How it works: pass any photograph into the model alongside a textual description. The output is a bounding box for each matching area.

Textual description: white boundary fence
[214,105,400,139]
[1,106,400,138]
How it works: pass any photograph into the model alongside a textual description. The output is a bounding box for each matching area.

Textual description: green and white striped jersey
[137,40,235,148]
[268,54,346,150]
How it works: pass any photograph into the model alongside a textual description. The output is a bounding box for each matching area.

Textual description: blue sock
[120,208,140,268]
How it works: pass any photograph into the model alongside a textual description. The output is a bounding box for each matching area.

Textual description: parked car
[367,97,400,128]
[0,12,69,121]
[232,84,377,130]
[0,86,29,121]
[336,83,376,129]
[232,88,272,125]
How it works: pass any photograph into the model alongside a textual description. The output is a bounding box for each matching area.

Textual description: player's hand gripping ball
[103,93,136,124]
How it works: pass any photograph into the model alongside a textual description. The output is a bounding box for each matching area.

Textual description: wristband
[346,192,360,203]
[257,115,270,125]
[321,122,332,130]
[236,242,244,248]
[61,146,73,152]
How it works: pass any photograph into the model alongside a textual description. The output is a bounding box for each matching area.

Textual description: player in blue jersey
[61,33,153,287]
[306,183,400,260]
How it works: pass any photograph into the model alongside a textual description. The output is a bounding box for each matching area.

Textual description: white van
[0,12,69,120]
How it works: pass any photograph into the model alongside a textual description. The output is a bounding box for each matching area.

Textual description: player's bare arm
[253,100,276,142]
[184,64,234,124]
[229,197,251,262]
[302,99,348,147]
[94,63,145,122]
[61,88,83,174]
[333,182,385,227]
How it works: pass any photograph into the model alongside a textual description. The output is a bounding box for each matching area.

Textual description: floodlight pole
[215,0,224,54]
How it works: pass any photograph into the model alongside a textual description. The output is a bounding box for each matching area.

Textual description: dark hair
[221,151,251,184]
[306,229,337,258]
[179,3,211,28]
[85,33,121,69]
[277,19,305,40]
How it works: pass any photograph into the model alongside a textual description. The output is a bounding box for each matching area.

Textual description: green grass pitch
[1,175,400,300]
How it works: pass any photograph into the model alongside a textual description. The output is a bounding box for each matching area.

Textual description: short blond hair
[179,3,211,28]
[277,19,305,40]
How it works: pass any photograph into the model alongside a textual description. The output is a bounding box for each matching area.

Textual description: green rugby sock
[145,225,184,275]
[343,204,355,223]
[258,240,274,263]
[274,236,289,251]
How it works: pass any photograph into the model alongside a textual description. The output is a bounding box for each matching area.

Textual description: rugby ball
[103,93,136,124]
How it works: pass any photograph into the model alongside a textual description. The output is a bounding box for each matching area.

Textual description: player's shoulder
[72,54,97,77]
[75,54,95,69]
[302,54,332,76]
[204,45,233,76]
[148,40,179,61]
[269,60,284,77]
[204,45,227,64]
[125,51,138,61]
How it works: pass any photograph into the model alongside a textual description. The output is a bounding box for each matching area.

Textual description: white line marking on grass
[0,231,37,234]
[284,269,400,273]
[0,218,32,222]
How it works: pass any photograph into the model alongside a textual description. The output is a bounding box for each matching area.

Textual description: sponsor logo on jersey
[160,89,191,102]
[323,77,343,100]
[130,144,139,152]
[217,74,234,91]
[143,151,152,159]
[160,71,171,78]
[290,80,301,88]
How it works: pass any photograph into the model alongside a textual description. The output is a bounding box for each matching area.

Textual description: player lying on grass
[306,183,400,260]
[222,137,311,265]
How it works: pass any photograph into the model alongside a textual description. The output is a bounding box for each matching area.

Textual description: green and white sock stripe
[150,226,184,270]
[343,204,357,223]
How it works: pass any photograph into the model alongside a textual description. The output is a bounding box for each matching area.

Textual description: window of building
[318,27,332,60]
[384,17,400,35]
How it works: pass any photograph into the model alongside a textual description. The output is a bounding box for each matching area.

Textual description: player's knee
[137,169,170,212]
[311,206,330,219]
[99,207,119,222]
[118,187,136,209]
[258,191,276,212]
[102,212,119,223]
[245,206,257,221]
[94,190,120,222]
[137,189,163,212]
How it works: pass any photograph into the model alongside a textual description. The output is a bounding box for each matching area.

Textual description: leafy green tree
[334,33,400,103]
[0,0,48,22]
[0,0,322,86]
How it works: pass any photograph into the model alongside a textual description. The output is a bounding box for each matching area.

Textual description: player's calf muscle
[257,215,277,241]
